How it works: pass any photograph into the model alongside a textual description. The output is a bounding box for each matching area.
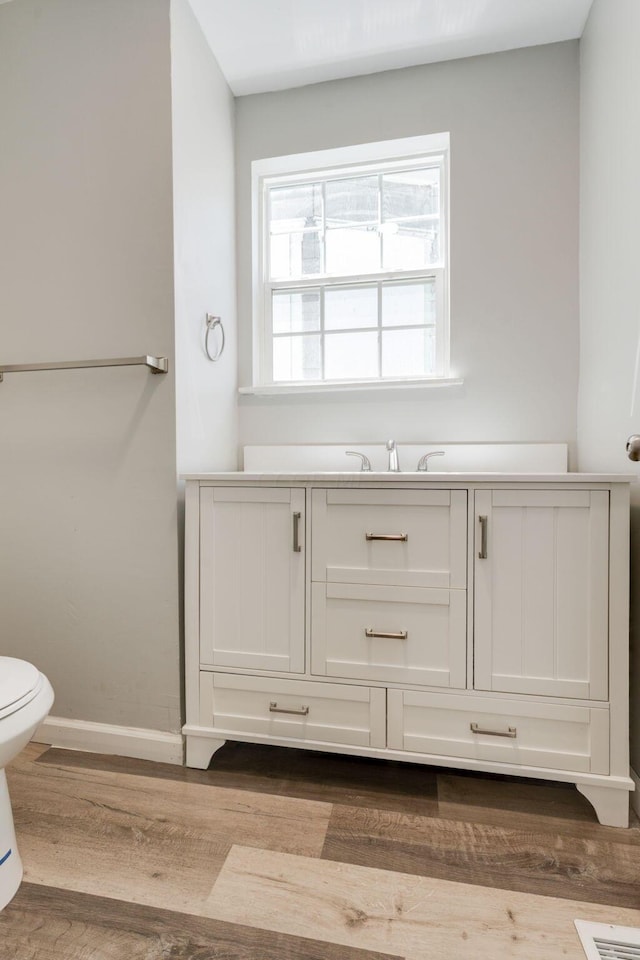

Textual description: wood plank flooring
[38,741,440,814]
[322,803,640,906]
[7,745,331,913]
[3,882,397,960]
[204,844,640,959]
[1,739,640,959]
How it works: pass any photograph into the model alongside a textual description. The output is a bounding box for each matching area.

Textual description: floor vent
[575,921,640,960]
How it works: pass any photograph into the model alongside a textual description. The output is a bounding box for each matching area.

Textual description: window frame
[251,133,450,391]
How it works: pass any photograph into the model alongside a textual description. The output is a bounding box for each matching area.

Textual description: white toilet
[0,657,54,910]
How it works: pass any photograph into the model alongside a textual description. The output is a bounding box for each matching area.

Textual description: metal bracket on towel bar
[0,355,169,382]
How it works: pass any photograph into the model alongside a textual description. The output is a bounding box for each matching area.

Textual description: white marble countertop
[183,471,636,483]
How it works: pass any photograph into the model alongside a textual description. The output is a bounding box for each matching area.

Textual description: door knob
[627,435,640,461]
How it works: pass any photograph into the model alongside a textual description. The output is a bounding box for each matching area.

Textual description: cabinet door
[474,490,609,699]
[199,487,305,672]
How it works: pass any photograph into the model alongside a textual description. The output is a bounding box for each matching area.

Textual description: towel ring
[205,314,225,362]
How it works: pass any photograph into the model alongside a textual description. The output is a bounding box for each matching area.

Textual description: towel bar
[0,355,168,382]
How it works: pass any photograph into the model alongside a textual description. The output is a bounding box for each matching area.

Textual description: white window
[251,134,450,391]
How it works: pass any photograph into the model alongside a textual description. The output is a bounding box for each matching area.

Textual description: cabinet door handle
[365,628,408,640]
[365,532,408,542]
[470,722,516,738]
[292,512,302,553]
[269,701,309,716]
[478,515,488,559]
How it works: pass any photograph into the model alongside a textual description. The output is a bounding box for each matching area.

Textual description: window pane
[382,219,440,270]
[269,182,322,233]
[325,176,378,225]
[382,167,440,220]
[325,225,380,275]
[273,335,321,382]
[325,286,377,331]
[382,280,436,327]
[325,174,380,275]
[382,327,436,378]
[325,331,378,380]
[270,230,322,279]
[262,139,448,386]
[273,290,320,334]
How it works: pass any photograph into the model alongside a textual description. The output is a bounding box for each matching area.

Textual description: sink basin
[243,443,569,474]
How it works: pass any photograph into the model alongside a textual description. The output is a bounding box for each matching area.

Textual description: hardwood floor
[204,845,640,958]
[3,882,396,960]
[322,803,640,906]
[2,740,640,959]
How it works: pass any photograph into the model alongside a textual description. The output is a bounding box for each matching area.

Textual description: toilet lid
[0,657,41,713]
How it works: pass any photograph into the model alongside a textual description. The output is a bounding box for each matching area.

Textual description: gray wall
[235,43,580,457]
[578,0,640,768]
[0,0,181,733]
[172,0,238,476]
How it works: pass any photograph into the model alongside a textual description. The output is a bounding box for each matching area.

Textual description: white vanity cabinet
[183,473,633,827]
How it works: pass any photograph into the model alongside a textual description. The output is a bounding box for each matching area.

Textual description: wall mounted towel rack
[205,314,225,362]
[0,355,168,382]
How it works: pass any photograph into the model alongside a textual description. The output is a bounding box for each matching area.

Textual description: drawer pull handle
[365,628,408,640]
[292,512,302,553]
[365,533,408,542]
[470,722,516,738]
[269,701,309,716]
[478,515,488,559]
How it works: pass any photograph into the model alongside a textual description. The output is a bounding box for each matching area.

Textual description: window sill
[238,377,464,398]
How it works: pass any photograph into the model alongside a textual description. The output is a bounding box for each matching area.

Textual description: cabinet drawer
[201,673,386,749]
[311,489,467,588]
[311,582,466,688]
[387,690,609,774]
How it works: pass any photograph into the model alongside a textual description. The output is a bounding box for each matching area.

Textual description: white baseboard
[32,716,184,765]
[631,768,640,819]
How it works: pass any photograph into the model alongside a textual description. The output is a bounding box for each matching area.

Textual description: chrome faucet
[417,451,445,471]
[345,450,372,471]
[386,440,400,472]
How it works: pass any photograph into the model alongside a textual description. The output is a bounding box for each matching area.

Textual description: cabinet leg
[576,783,630,827]
[185,735,226,770]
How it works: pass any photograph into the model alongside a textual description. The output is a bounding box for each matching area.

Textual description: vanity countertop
[183,471,636,484]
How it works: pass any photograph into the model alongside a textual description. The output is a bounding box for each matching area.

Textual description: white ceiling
[188,0,593,96]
